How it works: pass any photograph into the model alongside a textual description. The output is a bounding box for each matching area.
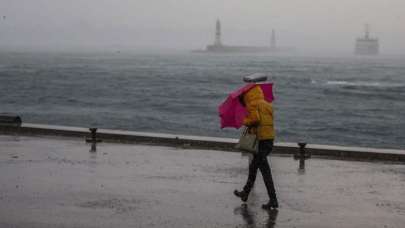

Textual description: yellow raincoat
[242,85,275,140]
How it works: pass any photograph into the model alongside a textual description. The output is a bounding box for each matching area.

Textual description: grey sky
[1,0,404,54]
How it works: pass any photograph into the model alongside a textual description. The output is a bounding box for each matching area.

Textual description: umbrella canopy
[219,83,274,129]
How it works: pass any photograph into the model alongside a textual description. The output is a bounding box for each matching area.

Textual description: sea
[1,51,404,149]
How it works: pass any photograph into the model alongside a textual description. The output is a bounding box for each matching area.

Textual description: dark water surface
[1,51,404,149]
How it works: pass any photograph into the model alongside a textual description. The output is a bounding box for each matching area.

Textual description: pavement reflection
[234,204,279,228]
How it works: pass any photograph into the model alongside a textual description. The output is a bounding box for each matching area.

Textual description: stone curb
[1,123,404,162]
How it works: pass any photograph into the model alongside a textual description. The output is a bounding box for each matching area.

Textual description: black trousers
[243,139,277,201]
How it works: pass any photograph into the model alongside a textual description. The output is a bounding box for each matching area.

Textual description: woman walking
[233,85,279,210]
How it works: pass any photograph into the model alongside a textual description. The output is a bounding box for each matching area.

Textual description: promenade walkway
[0,135,404,227]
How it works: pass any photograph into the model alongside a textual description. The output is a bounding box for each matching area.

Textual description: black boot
[233,189,249,202]
[262,198,279,210]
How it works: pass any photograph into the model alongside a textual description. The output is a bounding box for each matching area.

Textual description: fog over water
[1,0,405,54]
[1,1,405,149]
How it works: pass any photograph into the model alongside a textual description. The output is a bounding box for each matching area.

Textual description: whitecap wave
[325,80,405,88]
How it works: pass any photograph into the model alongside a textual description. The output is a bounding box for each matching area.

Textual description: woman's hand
[247,126,258,134]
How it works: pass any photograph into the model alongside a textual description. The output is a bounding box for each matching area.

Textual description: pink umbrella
[219,83,274,129]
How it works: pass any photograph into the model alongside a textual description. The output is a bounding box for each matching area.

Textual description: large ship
[355,24,379,55]
[195,19,294,53]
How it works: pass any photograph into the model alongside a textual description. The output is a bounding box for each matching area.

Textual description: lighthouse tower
[271,29,276,49]
[214,19,222,46]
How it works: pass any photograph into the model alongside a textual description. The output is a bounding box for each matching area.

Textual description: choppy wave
[0,52,404,149]
[325,80,405,88]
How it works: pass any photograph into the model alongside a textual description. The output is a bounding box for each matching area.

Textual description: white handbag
[237,127,258,153]
[236,105,265,153]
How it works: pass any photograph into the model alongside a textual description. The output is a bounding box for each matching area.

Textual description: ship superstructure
[355,24,379,55]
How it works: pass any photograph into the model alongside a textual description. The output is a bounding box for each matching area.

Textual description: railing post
[294,142,310,173]
[88,128,98,152]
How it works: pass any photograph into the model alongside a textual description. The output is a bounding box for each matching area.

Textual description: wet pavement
[0,135,404,228]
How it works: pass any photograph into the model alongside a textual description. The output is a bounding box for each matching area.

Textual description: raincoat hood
[243,85,265,107]
[218,82,273,129]
[241,84,275,140]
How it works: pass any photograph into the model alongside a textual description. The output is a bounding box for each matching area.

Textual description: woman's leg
[259,155,277,201]
[243,140,270,194]
[234,145,262,201]
[235,140,272,202]
[242,153,260,194]
[259,140,279,209]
